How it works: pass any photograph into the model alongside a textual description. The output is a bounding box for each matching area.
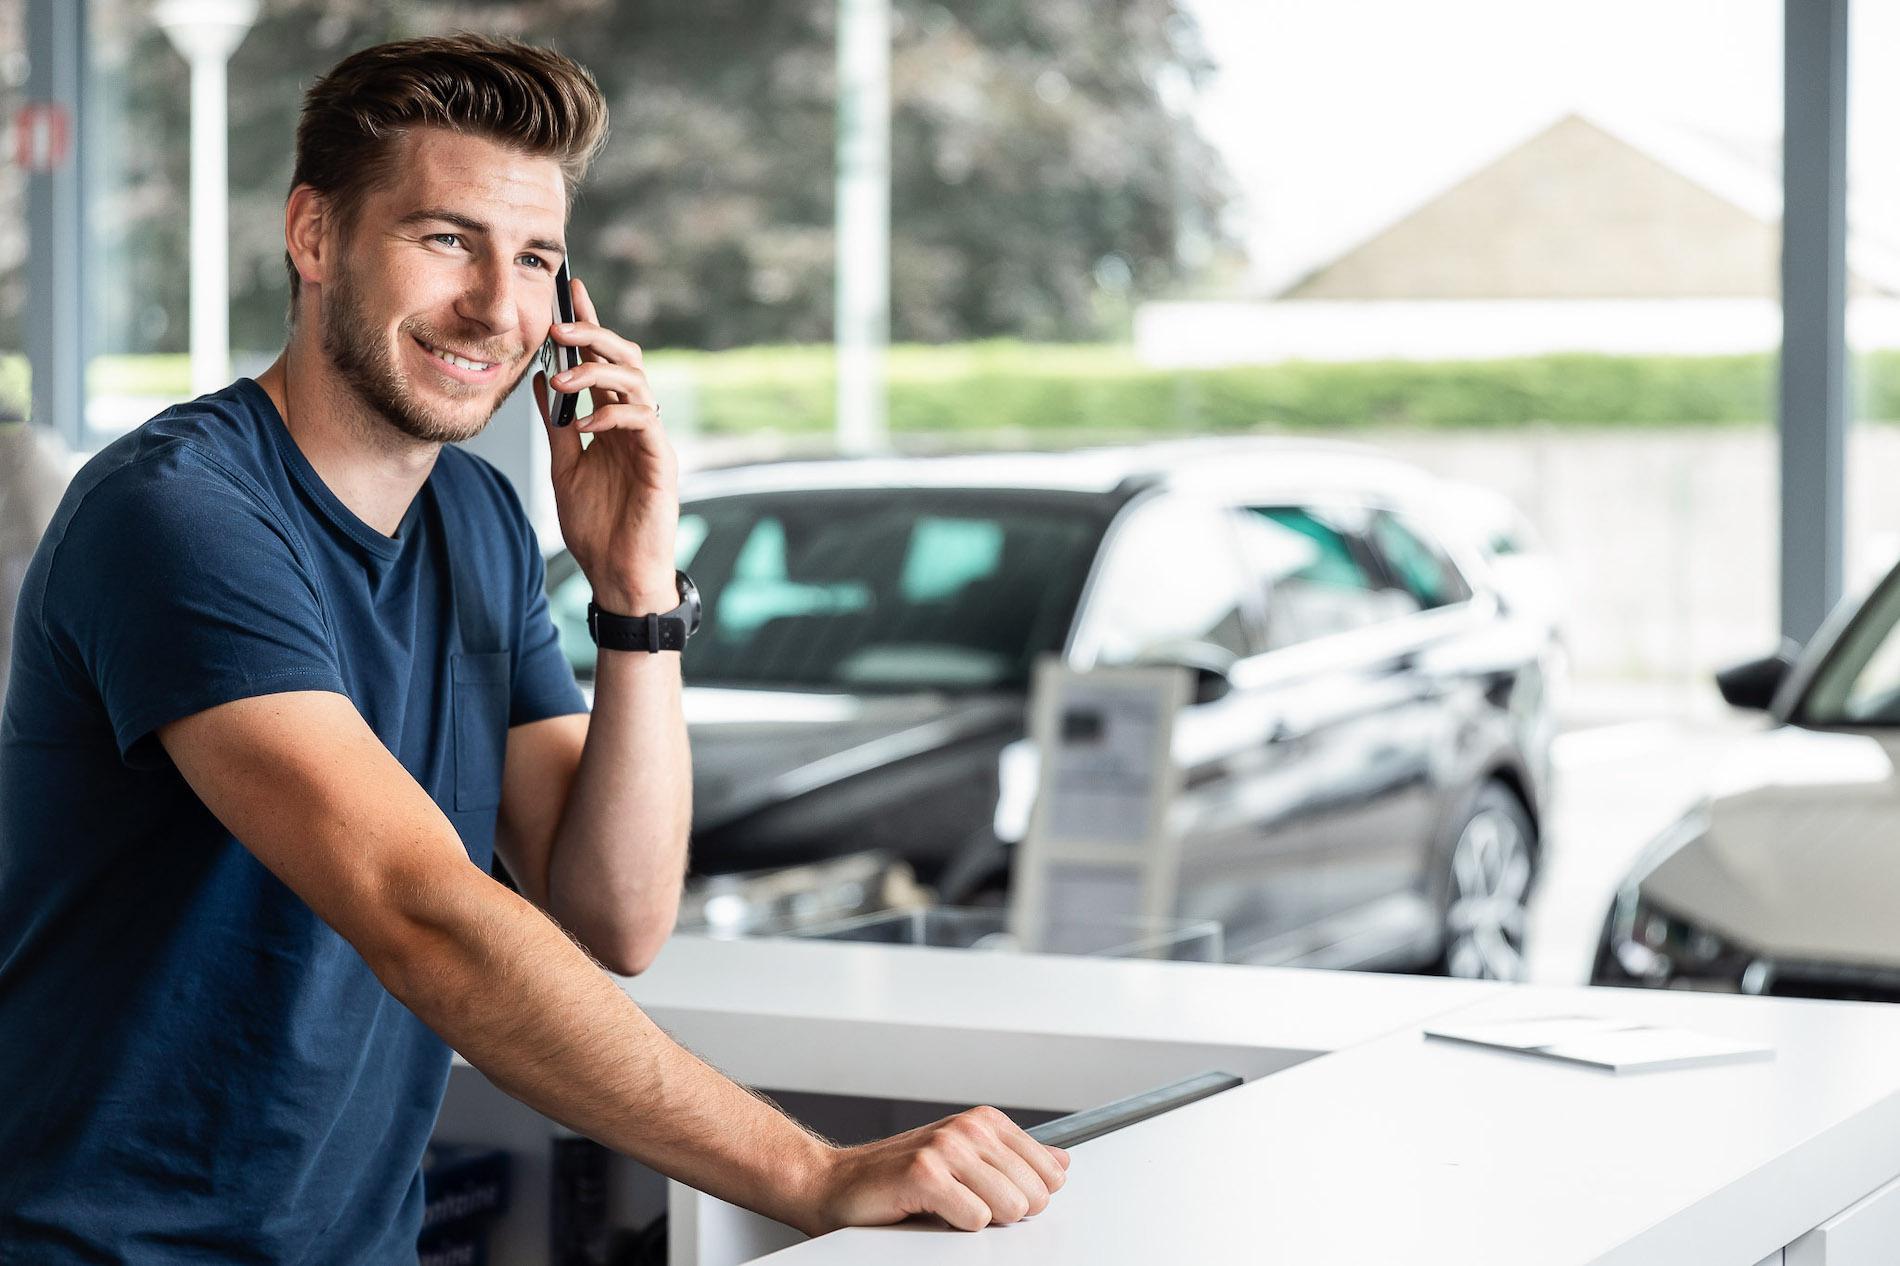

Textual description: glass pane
[676,492,1102,692]
[1175,0,1782,690]
[1366,511,1471,610]
[1252,507,1379,591]
[1849,3,1900,602]
[1799,579,1900,725]
[1239,506,1394,648]
[0,5,24,418]
[1081,499,1255,666]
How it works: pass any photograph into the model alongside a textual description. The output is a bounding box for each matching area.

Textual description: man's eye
[428,233,463,248]
[519,255,550,270]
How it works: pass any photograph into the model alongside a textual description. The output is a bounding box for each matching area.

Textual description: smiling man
[0,35,1065,1261]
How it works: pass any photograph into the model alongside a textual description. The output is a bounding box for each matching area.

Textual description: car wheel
[1441,783,1536,982]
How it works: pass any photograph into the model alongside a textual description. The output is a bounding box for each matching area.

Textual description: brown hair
[284,34,608,305]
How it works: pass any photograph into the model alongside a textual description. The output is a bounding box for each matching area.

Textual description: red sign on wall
[12,102,73,173]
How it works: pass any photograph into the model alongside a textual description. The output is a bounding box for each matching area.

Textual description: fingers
[552,321,646,371]
[825,1106,1070,1237]
[548,359,656,412]
[992,1118,1069,1195]
[931,1107,1057,1228]
[569,277,641,363]
[946,1148,1033,1227]
[543,276,641,419]
[571,273,599,325]
[550,278,644,370]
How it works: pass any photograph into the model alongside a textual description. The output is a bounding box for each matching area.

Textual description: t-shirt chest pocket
[450,651,512,812]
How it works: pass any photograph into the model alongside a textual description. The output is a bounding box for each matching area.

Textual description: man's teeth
[424,342,493,372]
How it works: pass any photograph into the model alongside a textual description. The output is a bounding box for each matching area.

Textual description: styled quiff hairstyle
[284,34,608,304]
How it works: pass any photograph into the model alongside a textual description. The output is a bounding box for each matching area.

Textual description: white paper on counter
[1425,1014,1774,1073]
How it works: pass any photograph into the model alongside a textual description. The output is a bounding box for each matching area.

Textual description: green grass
[15,343,1900,434]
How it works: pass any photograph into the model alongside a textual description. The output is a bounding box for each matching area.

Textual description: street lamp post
[834,0,891,455]
[155,0,257,399]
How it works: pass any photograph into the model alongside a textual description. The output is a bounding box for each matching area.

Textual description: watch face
[677,570,703,636]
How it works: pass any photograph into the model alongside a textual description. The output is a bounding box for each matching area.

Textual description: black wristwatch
[587,571,702,653]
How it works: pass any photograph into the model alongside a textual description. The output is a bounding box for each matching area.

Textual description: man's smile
[412,334,511,384]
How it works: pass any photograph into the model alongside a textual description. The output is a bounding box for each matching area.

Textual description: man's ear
[284,185,335,291]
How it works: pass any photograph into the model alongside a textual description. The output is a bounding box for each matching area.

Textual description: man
[0,35,1066,1261]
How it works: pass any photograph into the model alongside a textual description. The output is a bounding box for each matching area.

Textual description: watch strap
[588,599,691,653]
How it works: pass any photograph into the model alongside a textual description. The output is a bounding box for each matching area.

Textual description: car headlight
[1596,893,1752,990]
[1593,801,1754,990]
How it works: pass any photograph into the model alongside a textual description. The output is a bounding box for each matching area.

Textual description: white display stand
[1008,660,1192,954]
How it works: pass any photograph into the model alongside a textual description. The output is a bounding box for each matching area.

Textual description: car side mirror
[1715,648,1797,712]
[1188,663,1234,706]
[1134,644,1236,705]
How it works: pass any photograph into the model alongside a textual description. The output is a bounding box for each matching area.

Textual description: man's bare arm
[494,642,689,974]
[160,690,1066,1235]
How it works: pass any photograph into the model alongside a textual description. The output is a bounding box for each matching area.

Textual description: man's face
[317,128,567,445]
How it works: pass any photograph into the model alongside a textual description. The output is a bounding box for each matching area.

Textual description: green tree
[80,0,1233,355]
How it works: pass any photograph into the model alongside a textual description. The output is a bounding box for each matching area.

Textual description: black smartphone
[540,259,581,428]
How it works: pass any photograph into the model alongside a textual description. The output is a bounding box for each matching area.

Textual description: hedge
[649,344,1900,434]
[13,345,1900,435]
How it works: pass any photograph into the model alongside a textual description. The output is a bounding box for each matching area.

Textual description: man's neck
[254,343,440,538]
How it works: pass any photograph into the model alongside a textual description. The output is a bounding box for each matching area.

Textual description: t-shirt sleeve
[44,451,347,768]
[510,527,588,727]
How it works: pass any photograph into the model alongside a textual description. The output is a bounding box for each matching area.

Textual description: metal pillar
[1779,0,1850,645]
[23,0,86,448]
[834,0,890,454]
[157,0,259,400]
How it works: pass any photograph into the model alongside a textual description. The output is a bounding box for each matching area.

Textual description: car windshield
[550,489,1107,693]
[1803,573,1900,725]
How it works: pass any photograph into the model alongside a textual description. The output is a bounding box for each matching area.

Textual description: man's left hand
[532,275,679,615]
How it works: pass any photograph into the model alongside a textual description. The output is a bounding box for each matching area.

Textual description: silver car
[1595,560,1900,1000]
[548,439,1561,978]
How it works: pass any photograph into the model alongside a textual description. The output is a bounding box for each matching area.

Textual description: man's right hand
[806,1105,1072,1234]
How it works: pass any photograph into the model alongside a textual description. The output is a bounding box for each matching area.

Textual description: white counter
[619,934,1502,1109]
[438,935,1900,1266]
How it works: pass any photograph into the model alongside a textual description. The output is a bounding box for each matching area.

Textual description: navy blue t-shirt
[0,379,587,1262]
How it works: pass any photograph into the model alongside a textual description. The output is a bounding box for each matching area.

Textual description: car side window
[1079,498,1257,667]
[1238,506,1396,649]
[1366,510,1472,610]
[716,517,876,636]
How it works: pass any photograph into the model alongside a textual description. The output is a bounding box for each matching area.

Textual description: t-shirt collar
[237,377,429,560]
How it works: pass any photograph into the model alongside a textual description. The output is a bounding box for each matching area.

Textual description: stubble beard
[318,263,533,447]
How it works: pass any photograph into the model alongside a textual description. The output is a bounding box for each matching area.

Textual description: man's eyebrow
[396,208,565,257]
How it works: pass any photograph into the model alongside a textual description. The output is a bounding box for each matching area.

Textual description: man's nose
[455,257,517,335]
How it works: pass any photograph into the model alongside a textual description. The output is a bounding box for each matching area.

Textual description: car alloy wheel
[1444,789,1534,981]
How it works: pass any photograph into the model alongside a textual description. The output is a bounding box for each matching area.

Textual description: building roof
[1276,109,1900,301]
